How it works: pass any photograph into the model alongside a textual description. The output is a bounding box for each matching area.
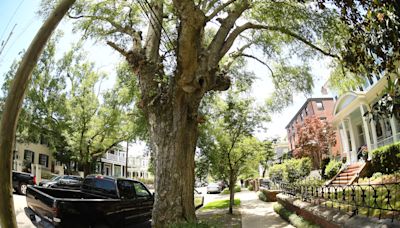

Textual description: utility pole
[125,141,129,178]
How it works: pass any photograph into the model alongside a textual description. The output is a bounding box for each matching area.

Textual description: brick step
[332,180,350,185]
[335,176,353,181]
[338,171,358,177]
[347,163,362,169]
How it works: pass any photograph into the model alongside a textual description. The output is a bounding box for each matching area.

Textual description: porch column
[360,105,372,159]
[341,121,351,164]
[369,120,378,150]
[347,118,358,163]
[390,117,398,142]
[112,163,115,176]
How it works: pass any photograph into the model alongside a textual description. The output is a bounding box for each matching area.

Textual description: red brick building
[285,98,341,156]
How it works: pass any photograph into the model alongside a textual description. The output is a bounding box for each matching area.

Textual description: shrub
[321,157,331,179]
[257,191,267,201]
[248,185,254,191]
[273,203,319,228]
[221,185,241,194]
[371,172,383,180]
[284,158,312,183]
[371,142,400,174]
[324,159,342,179]
[269,163,286,181]
[269,158,312,182]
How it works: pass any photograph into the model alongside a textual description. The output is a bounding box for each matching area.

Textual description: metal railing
[274,178,400,221]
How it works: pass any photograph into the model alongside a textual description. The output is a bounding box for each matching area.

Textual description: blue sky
[0,1,334,140]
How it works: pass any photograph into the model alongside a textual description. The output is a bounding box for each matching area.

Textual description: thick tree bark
[0,1,75,227]
[150,88,199,227]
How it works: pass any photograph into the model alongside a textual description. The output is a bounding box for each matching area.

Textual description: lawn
[202,199,241,210]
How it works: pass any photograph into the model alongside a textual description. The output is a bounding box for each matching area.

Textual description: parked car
[26,175,153,227]
[206,183,222,194]
[194,189,204,209]
[217,180,227,189]
[12,171,36,195]
[39,175,83,189]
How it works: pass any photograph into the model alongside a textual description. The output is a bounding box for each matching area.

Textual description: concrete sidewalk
[239,190,294,228]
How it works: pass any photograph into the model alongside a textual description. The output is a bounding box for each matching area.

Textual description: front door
[105,165,111,176]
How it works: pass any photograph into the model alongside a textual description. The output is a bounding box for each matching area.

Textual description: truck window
[94,179,117,196]
[133,183,150,198]
[117,180,136,199]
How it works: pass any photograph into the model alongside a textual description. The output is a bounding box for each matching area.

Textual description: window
[118,180,136,199]
[94,179,117,196]
[316,101,324,110]
[133,182,150,198]
[305,107,308,116]
[39,154,49,167]
[24,150,34,163]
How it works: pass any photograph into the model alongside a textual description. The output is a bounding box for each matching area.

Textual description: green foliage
[202,199,240,210]
[169,220,221,228]
[324,160,342,179]
[221,185,241,195]
[372,172,383,180]
[371,142,400,174]
[257,191,267,202]
[248,185,254,191]
[273,203,319,228]
[269,158,312,182]
[259,141,276,177]
[320,157,331,179]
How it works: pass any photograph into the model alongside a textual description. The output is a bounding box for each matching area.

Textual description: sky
[0,0,334,147]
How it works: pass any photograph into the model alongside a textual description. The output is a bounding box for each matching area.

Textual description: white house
[127,155,152,179]
[97,147,127,177]
[330,76,400,164]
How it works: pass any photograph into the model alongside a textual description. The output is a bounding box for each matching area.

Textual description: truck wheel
[18,183,27,195]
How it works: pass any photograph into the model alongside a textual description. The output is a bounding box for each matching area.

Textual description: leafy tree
[294,116,336,170]
[259,141,275,178]
[39,0,343,225]
[0,1,75,227]
[318,0,400,119]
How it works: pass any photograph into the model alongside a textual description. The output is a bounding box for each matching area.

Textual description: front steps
[327,162,366,186]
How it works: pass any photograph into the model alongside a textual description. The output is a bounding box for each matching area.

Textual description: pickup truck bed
[26,176,153,228]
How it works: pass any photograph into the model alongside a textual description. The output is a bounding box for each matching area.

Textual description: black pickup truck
[26,175,153,228]
[12,171,36,195]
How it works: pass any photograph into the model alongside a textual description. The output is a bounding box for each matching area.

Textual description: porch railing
[274,178,400,222]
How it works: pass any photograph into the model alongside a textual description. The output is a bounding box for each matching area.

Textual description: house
[285,97,341,156]
[127,155,152,179]
[97,147,127,177]
[273,139,290,163]
[13,143,64,180]
[330,76,400,164]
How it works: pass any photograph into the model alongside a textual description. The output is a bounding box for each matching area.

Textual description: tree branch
[106,41,128,57]
[221,22,340,60]
[239,53,274,77]
[206,0,237,21]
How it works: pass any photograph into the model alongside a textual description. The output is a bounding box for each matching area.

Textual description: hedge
[371,142,400,174]
[269,158,312,182]
[324,159,342,179]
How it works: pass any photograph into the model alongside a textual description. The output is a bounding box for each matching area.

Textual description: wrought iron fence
[274,178,400,222]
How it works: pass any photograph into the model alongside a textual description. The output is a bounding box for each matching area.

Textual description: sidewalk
[239,190,294,228]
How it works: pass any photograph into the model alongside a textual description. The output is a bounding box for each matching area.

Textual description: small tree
[294,116,336,170]
[259,141,275,178]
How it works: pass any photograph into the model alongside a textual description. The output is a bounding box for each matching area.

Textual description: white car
[206,183,222,194]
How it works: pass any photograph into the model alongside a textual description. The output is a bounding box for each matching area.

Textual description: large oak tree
[40,0,342,226]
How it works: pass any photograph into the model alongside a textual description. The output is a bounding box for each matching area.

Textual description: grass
[273,203,320,228]
[202,199,241,210]
[169,220,222,228]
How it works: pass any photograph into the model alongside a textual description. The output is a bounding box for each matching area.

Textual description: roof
[285,97,334,129]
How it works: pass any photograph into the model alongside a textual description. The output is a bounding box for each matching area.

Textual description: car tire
[18,183,27,195]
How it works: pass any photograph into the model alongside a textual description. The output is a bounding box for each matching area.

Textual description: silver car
[206,183,222,194]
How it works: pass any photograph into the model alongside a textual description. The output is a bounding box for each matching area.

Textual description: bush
[269,158,312,182]
[273,203,319,228]
[372,142,400,174]
[248,185,254,191]
[221,185,241,194]
[324,159,342,179]
[321,157,331,179]
[257,191,267,201]
[269,163,286,181]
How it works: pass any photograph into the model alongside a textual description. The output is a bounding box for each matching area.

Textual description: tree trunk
[228,171,236,214]
[262,167,267,178]
[150,89,198,227]
[0,1,75,227]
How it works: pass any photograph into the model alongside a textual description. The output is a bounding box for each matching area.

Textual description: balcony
[101,152,126,166]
